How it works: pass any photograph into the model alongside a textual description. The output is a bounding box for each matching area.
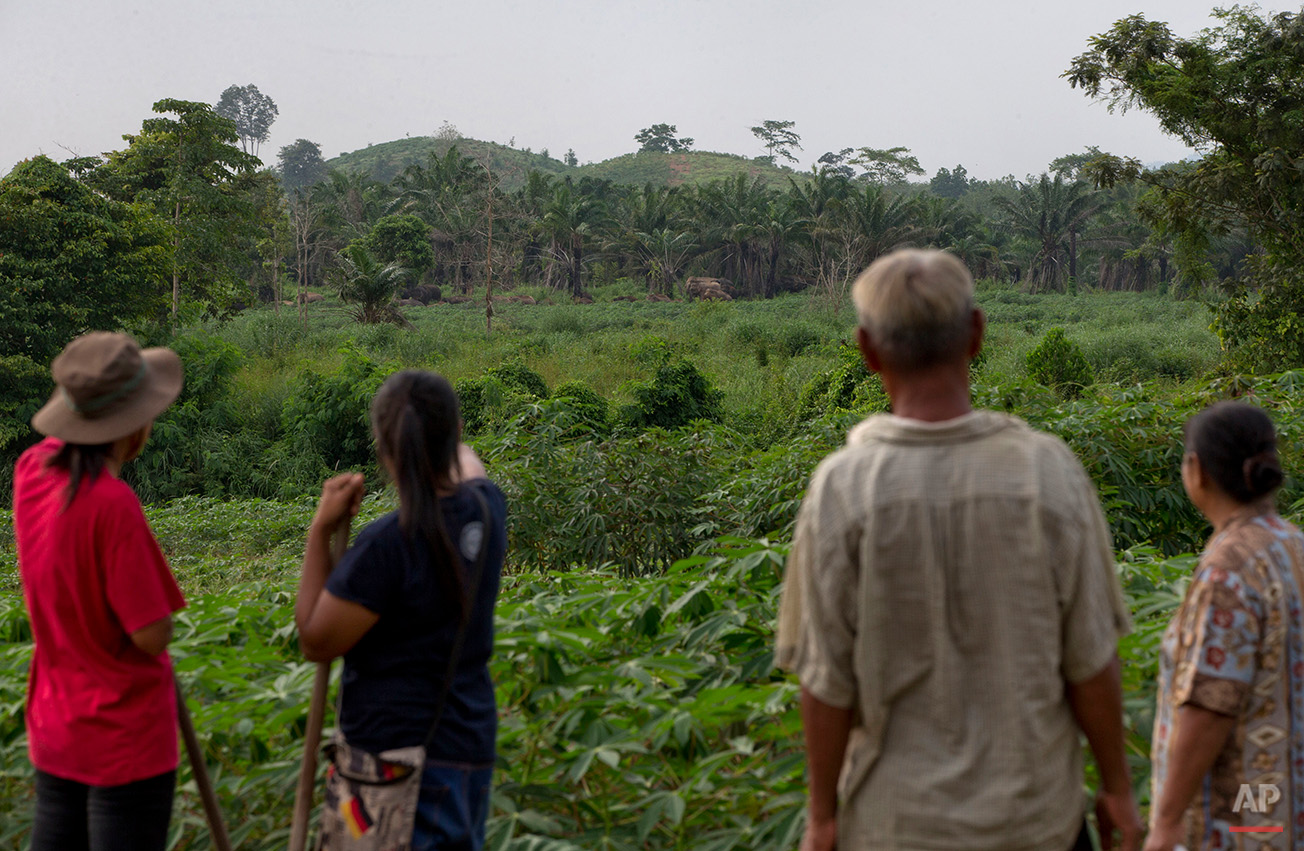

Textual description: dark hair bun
[1245,454,1284,499]
[1186,401,1283,504]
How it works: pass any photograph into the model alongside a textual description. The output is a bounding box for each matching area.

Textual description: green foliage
[456,376,535,436]
[795,346,888,422]
[1066,7,1304,366]
[214,83,277,157]
[0,156,170,362]
[487,360,549,399]
[280,344,390,475]
[1026,328,1094,398]
[620,359,724,431]
[0,356,47,456]
[277,139,328,194]
[550,381,610,436]
[850,146,924,184]
[358,214,435,282]
[634,124,694,154]
[86,98,263,316]
[751,120,802,164]
[332,243,410,326]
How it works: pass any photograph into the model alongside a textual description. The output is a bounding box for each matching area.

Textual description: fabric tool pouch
[316,483,492,851]
[318,739,425,850]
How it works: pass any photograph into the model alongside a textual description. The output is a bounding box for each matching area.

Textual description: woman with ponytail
[295,371,506,851]
[14,332,185,850]
[1146,402,1304,851]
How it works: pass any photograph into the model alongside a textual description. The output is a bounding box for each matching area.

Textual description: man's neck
[882,365,973,423]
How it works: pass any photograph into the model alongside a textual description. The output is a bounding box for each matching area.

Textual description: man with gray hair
[776,249,1142,851]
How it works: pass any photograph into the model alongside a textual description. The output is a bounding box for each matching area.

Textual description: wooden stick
[289,520,352,851]
[176,679,234,851]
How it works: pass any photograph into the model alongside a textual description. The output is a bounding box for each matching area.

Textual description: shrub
[280,344,391,473]
[487,359,549,399]
[551,380,611,435]
[455,376,535,435]
[626,335,674,368]
[1026,327,1094,398]
[777,323,821,358]
[619,359,724,431]
[795,346,888,422]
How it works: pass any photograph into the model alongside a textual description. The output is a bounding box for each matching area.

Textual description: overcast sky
[1,1,1282,181]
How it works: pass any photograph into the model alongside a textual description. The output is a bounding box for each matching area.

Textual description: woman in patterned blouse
[1147,401,1304,851]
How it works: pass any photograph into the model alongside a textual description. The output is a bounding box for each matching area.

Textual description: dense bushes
[618,359,725,431]
[1026,327,1094,398]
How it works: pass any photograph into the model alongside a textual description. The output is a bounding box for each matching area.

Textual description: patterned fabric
[1153,506,1304,850]
[318,736,425,851]
[776,411,1130,851]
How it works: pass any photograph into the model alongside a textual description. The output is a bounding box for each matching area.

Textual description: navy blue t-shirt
[326,478,506,762]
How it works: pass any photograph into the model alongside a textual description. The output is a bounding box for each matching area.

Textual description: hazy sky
[1,1,1280,181]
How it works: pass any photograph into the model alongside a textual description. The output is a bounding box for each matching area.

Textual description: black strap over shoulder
[421,482,492,751]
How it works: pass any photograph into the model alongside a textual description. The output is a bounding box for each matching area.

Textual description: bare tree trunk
[484,186,494,339]
[171,201,181,322]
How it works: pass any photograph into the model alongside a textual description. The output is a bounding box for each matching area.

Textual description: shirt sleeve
[1057,455,1132,684]
[1171,562,1259,716]
[101,485,185,636]
[326,528,397,616]
[775,460,859,709]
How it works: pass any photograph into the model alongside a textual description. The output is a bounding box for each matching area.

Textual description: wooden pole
[289,520,351,851]
[176,680,234,851]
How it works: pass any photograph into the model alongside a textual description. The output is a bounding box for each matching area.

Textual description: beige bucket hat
[31,332,184,445]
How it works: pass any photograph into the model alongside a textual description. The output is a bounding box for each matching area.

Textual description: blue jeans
[30,768,174,851]
[411,759,493,851]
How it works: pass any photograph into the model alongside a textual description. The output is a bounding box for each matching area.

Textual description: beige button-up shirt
[777,410,1130,851]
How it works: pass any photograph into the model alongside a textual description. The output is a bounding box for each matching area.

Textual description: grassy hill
[328,136,571,187]
[578,150,804,189]
[326,137,804,190]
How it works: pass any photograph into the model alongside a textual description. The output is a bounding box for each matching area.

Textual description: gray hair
[852,249,975,369]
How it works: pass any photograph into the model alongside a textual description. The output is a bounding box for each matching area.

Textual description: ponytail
[372,371,469,621]
[47,441,113,509]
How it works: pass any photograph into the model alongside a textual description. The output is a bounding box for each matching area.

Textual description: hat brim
[31,348,184,445]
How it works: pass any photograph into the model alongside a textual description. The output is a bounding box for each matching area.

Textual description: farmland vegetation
[4,5,1304,848]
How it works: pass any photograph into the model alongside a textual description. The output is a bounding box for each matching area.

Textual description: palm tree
[332,244,411,326]
[997,174,1107,292]
[788,168,855,291]
[539,184,606,298]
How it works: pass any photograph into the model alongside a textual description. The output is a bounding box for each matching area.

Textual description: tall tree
[851,147,925,184]
[929,165,971,198]
[751,120,802,164]
[539,183,605,297]
[996,173,1107,293]
[215,84,278,158]
[277,139,328,193]
[1066,7,1304,366]
[89,98,262,319]
[634,124,694,153]
[0,156,169,362]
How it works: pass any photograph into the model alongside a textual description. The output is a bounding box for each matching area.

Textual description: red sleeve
[99,483,186,635]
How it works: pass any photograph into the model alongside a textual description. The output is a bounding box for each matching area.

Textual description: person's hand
[1097,788,1144,851]
[1141,816,1184,851]
[799,813,837,851]
[456,442,487,482]
[312,472,364,534]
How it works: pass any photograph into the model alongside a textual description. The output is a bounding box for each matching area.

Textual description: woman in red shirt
[13,332,185,851]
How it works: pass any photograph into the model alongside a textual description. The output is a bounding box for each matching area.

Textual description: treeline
[282,146,1238,306]
[2,99,1254,366]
